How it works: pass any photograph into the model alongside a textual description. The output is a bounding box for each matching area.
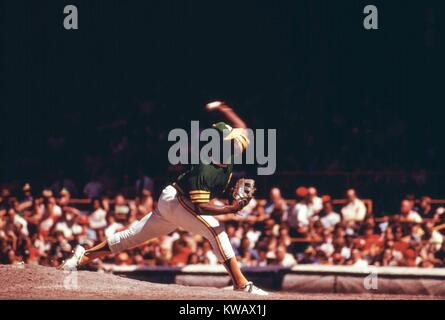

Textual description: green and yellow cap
[212,122,250,151]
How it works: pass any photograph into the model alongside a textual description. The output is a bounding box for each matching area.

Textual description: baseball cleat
[235,281,269,296]
[59,245,85,271]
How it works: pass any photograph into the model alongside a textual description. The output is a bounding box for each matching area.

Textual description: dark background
[1,0,444,212]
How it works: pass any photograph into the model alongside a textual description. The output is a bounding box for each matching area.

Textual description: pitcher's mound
[0,264,440,300]
[0,264,268,300]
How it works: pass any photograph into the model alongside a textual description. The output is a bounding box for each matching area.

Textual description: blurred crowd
[1,179,445,269]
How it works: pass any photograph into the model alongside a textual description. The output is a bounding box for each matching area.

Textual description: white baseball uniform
[107,185,235,262]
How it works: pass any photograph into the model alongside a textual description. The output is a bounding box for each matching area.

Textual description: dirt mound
[0,264,440,300]
[0,264,271,300]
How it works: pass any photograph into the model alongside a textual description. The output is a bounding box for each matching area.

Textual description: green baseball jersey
[175,163,233,204]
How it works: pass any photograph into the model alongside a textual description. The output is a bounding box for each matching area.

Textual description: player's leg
[77,240,113,265]
[69,187,178,269]
[223,257,248,288]
[61,208,176,269]
[174,196,267,294]
[106,210,176,254]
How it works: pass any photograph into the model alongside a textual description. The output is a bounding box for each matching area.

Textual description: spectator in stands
[418,196,435,219]
[265,187,288,224]
[403,241,420,267]
[284,187,308,235]
[308,220,325,243]
[256,248,269,267]
[237,236,259,261]
[113,194,132,223]
[360,223,382,249]
[341,188,367,223]
[348,249,368,267]
[89,197,108,231]
[419,248,438,268]
[379,248,398,266]
[115,252,131,265]
[58,188,71,206]
[399,199,423,224]
[171,236,193,266]
[239,250,255,267]
[405,194,418,212]
[226,223,241,250]
[104,214,124,238]
[287,186,315,230]
[307,187,323,214]
[20,183,33,204]
[6,207,28,237]
[36,190,63,236]
[333,235,350,263]
[422,221,443,250]
[187,253,200,265]
[243,222,262,248]
[319,198,341,229]
[201,240,218,265]
[157,235,174,265]
[278,226,291,247]
[273,245,297,267]
[299,246,318,264]
[409,224,423,243]
[391,234,406,255]
[135,189,153,219]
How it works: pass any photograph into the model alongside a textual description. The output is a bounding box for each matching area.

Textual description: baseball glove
[232,178,256,209]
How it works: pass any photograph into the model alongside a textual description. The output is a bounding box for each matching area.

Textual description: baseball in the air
[206,101,223,110]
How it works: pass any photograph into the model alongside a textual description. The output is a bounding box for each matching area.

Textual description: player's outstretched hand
[205,100,246,128]
[206,101,224,111]
[206,101,232,113]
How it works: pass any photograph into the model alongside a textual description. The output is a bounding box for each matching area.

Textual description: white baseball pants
[107,185,235,262]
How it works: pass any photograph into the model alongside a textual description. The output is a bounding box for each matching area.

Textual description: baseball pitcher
[61,102,268,295]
